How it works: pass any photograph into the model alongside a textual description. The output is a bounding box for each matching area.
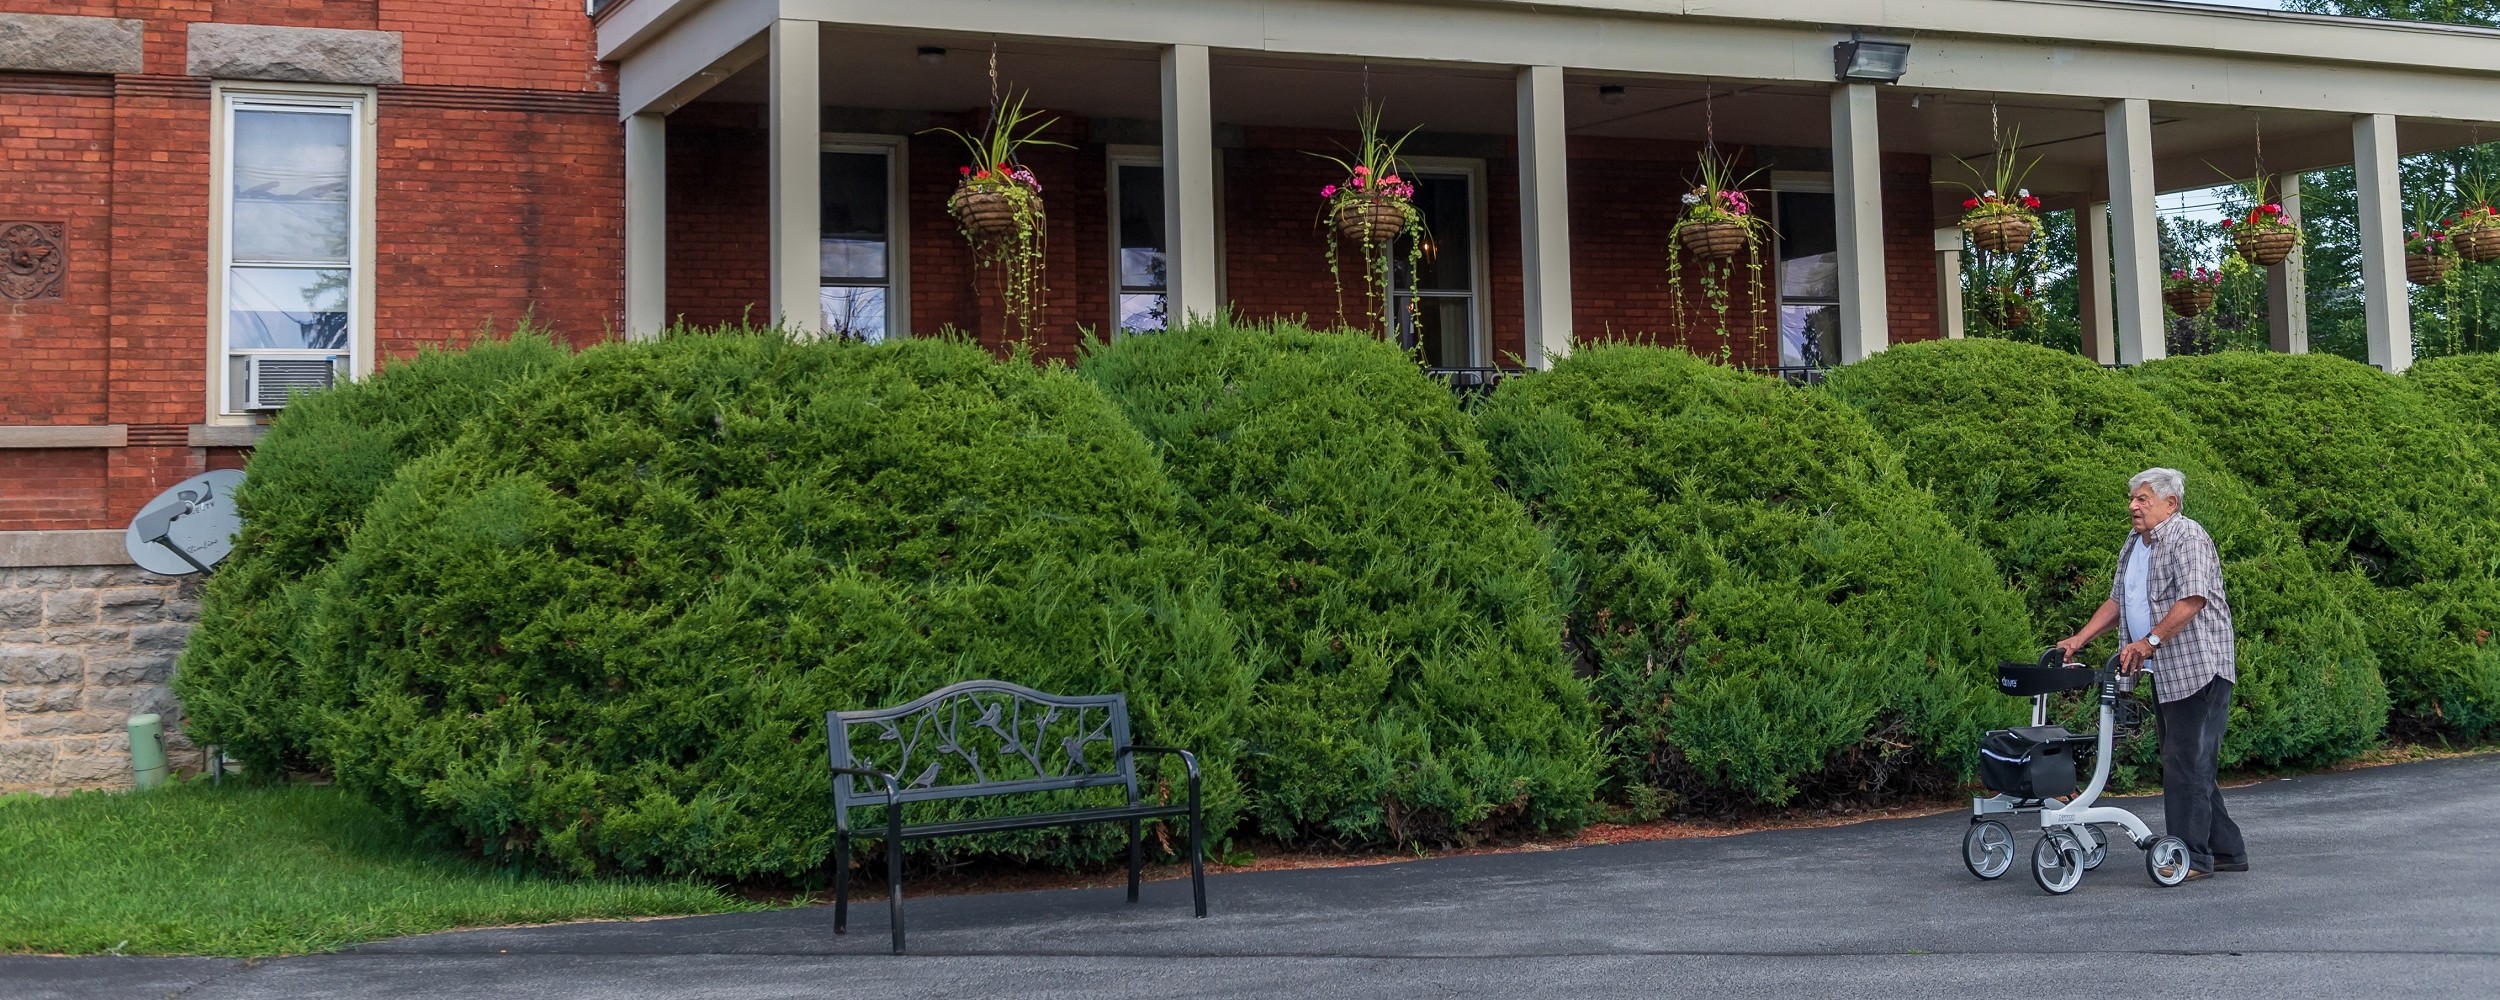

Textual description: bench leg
[887,830,907,955]
[1126,818,1142,904]
[1188,807,1207,918]
[833,833,850,935]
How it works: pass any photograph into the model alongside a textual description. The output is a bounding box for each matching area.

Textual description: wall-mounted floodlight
[1834,34,1911,83]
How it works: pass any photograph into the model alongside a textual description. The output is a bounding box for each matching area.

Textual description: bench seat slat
[889,803,1193,841]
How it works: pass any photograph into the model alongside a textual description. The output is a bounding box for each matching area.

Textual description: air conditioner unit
[244,355,341,410]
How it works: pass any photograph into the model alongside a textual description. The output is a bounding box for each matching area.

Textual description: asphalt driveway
[9,754,2496,999]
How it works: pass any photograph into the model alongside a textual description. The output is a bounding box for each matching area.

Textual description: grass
[0,780,759,957]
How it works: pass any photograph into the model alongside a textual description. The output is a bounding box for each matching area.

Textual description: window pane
[1400,175,1472,293]
[1779,303,1841,368]
[228,267,350,349]
[231,109,352,263]
[821,152,888,281]
[1119,292,1166,333]
[821,286,888,342]
[1777,191,1839,301]
[1117,164,1166,290]
[1398,295,1474,368]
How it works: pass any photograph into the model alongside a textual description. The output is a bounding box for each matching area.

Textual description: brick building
[8,0,2500,791]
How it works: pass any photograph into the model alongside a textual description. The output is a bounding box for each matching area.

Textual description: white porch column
[2104,99,2163,365]
[1934,228,1964,339]
[2078,201,2116,365]
[624,113,668,341]
[1161,44,1220,327]
[2354,114,2411,371]
[2267,174,2310,354]
[1516,65,1575,368]
[1831,83,1887,362]
[767,19,820,334]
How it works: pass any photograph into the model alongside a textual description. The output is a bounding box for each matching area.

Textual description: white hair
[2130,467,2186,501]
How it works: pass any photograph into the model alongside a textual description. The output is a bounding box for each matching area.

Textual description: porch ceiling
[698,25,2490,205]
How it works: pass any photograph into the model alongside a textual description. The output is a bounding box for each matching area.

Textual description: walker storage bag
[1979,726,2078,799]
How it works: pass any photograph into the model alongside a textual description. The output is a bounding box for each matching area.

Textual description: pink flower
[1354,165,1370,175]
[958,165,971,177]
[1322,184,1337,197]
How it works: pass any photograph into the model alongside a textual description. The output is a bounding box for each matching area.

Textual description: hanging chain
[1990,99,2001,148]
[2253,113,2265,181]
[1704,81,1716,156]
[1362,60,1371,110]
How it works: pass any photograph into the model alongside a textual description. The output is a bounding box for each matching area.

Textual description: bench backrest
[825,679,1136,831]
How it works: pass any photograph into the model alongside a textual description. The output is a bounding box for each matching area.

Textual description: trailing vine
[1311,100,1427,340]
[925,63,1066,344]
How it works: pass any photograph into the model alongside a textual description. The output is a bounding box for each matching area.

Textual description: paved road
[10,755,2497,999]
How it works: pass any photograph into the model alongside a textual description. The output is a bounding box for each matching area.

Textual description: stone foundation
[0,565,204,794]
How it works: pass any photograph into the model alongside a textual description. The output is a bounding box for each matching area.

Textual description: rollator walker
[1961,648,2193,894]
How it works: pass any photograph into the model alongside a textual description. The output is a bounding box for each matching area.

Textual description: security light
[1598,84,1627,105]
[1833,34,1911,83]
[918,46,947,66]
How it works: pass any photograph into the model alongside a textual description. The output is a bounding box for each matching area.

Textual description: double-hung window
[1391,162,1487,369]
[215,89,372,414]
[820,138,907,340]
[1109,152,1168,334]
[1772,182,1842,370]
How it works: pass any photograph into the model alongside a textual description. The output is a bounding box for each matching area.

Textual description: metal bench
[825,679,1207,953]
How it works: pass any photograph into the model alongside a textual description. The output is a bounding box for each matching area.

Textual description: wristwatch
[2144,633,2162,649]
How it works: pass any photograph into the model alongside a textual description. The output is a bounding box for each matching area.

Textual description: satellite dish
[125,469,247,575]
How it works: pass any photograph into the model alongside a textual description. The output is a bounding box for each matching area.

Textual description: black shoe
[2214,859,2250,873]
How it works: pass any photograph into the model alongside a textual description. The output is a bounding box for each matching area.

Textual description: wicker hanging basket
[1332,197,1409,243]
[2407,253,2456,286]
[1677,220,1752,261]
[2452,226,2500,264]
[2163,286,2216,318]
[1964,214,2036,255]
[2234,226,2299,268]
[951,184,1029,243]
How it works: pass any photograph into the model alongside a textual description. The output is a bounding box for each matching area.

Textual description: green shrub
[1823,339,2387,770]
[2134,352,2500,740]
[1476,344,2031,809]
[2408,352,2500,442]
[176,331,571,774]
[299,331,1251,878]
[1079,322,1600,846]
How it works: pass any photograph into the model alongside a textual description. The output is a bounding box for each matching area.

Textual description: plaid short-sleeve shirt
[2107,513,2236,703]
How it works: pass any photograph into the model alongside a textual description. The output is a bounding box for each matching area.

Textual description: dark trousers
[2156,677,2247,869]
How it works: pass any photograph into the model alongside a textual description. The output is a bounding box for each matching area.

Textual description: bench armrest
[1116,745,1201,811]
[829,765,903,801]
[828,765,905,840]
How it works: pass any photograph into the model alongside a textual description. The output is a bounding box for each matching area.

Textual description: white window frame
[1770,172,1839,369]
[1393,156,1490,369]
[820,133,910,338]
[1106,145,1166,336]
[206,83,377,421]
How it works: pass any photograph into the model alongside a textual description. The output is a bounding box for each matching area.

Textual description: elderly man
[2051,468,2245,882]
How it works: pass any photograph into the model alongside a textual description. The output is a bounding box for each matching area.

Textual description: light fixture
[917,46,947,66]
[1598,84,1627,106]
[1833,33,1911,84]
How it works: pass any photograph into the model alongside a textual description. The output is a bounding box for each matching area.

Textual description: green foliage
[1079,322,1600,846]
[2407,351,2500,441]
[2134,352,2500,739]
[1824,339,2388,769]
[300,330,1251,878]
[0,781,747,957]
[1476,344,2031,809]
[175,330,572,775]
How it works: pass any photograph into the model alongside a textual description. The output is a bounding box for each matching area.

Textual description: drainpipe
[128,713,168,789]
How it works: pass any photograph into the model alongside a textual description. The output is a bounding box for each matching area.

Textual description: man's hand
[2118,638,2155,674]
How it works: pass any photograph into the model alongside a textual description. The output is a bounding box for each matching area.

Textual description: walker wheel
[2145,835,2192,887]
[1963,820,2015,880]
[2078,824,2109,871]
[2032,832,2085,895]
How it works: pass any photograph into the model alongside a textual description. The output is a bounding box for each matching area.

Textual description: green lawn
[0,781,759,957]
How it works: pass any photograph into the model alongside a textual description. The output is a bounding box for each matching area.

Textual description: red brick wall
[0,1,619,529]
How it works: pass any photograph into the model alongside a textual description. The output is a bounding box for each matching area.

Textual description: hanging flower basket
[2450,210,2500,263]
[2407,252,2455,286]
[1677,219,1753,261]
[950,184,1026,243]
[1965,213,2037,254]
[1332,195,1410,243]
[2221,201,2300,267]
[2162,265,2220,317]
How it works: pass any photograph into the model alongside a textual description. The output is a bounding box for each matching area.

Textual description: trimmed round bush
[1823,339,2387,769]
[2408,352,2500,442]
[1080,322,1600,846]
[2134,352,2500,740]
[1476,344,2031,810]
[176,331,571,775]
[300,332,1250,878]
